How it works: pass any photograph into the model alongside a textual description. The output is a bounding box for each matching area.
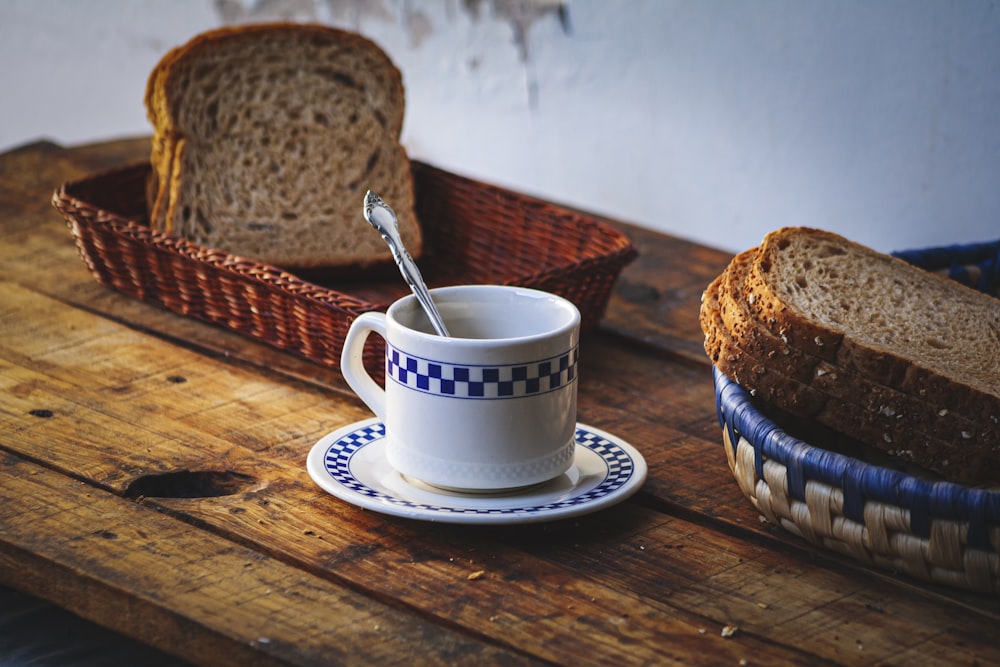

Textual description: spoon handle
[402,258,450,337]
[363,192,451,337]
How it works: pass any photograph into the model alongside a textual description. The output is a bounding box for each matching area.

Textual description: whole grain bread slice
[719,248,997,443]
[743,227,1000,425]
[145,23,421,271]
[702,272,996,484]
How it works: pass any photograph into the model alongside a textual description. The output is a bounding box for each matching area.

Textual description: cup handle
[341,312,388,421]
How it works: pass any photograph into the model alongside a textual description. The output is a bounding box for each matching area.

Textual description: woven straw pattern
[53,161,636,381]
[716,367,1000,593]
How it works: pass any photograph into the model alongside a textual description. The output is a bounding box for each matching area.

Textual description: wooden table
[1,137,997,666]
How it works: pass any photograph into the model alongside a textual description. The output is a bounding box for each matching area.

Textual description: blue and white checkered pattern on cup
[386,344,578,399]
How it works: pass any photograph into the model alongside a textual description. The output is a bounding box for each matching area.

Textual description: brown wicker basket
[53,161,636,380]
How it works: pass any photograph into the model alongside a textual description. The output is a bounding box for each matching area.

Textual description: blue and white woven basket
[714,239,1000,593]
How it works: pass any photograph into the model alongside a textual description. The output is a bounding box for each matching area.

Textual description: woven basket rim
[53,162,402,315]
[53,160,638,313]
[714,366,1000,527]
[51,160,636,377]
[893,238,1000,272]
[892,238,1000,294]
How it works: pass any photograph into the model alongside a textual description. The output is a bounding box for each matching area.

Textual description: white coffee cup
[340,285,581,491]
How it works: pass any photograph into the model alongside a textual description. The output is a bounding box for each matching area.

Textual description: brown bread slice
[145,23,421,271]
[702,273,995,484]
[720,248,997,443]
[743,227,1000,425]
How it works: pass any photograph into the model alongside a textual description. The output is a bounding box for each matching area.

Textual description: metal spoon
[363,191,450,337]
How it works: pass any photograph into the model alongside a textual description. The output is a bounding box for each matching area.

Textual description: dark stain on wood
[124,470,256,500]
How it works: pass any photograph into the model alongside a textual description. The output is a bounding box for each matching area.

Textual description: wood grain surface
[1,137,998,666]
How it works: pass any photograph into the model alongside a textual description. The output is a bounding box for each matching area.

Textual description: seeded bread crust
[144,23,421,271]
[702,273,995,484]
[743,227,1000,425]
[719,249,997,442]
[708,269,968,438]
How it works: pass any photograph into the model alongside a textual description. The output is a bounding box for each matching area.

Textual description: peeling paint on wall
[465,0,570,62]
[215,0,319,23]
[212,0,570,106]
[465,0,571,106]
[324,0,394,29]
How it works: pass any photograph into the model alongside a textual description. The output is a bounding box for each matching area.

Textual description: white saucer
[306,418,647,525]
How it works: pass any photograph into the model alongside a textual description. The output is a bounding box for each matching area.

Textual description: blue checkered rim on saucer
[314,422,643,523]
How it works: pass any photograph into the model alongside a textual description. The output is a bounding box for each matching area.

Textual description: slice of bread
[144,23,421,271]
[702,270,995,484]
[702,229,1000,484]
[744,228,1000,425]
[719,248,996,442]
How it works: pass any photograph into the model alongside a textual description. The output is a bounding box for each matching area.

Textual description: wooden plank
[0,282,809,665]
[0,272,783,558]
[0,454,544,667]
[4,281,999,665]
[601,223,734,363]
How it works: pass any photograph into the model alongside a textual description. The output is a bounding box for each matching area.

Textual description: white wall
[2,0,998,254]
